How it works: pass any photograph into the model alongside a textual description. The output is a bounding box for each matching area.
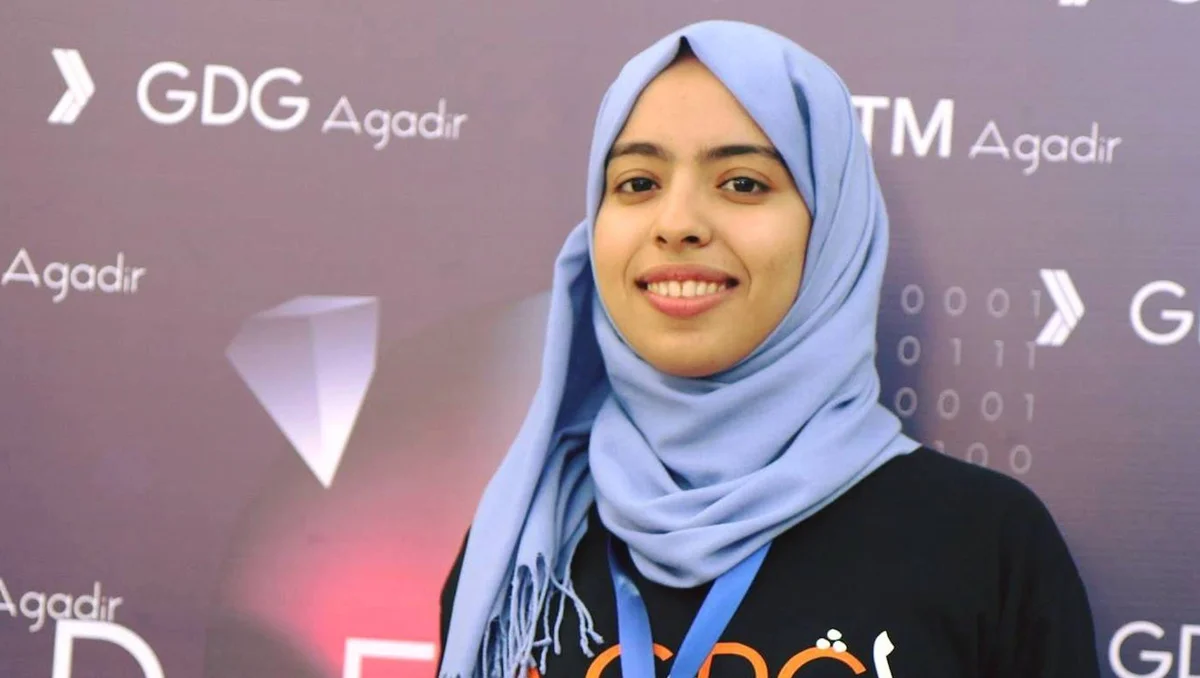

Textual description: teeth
[647,280,727,298]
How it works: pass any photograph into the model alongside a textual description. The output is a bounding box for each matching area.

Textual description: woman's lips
[638,263,735,285]
[642,285,735,318]
[635,265,739,319]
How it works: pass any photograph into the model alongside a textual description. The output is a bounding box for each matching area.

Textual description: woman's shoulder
[760,445,1082,601]
[866,445,1054,517]
[788,446,1071,558]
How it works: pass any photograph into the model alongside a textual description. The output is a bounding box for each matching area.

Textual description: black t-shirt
[439,448,1100,677]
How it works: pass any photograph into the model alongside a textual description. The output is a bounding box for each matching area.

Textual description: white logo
[342,638,436,678]
[0,579,122,633]
[48,49,94,125]
[1109,621,1200,678]
[968,121,1120,175]
[52,620,163,678]
[1036,269,1085,347]
[852,96,955,159]
[137,62,309,130]
[51,625,433,678]
[1,248,146,303]
[851,96,1121,175]
[321,96,468,150]
[1130,280,1197,345]
[135,60,469,148]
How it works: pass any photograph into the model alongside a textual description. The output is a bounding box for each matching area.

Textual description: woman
[438,20,1099,678]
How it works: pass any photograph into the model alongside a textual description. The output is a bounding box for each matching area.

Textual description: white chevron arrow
[1036,269,1085,347]
[48,48,94,125]
[1059,0,1089,5]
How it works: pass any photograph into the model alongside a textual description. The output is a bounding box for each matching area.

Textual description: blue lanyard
[606,537,770,678]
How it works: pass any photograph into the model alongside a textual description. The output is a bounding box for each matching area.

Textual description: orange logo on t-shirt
[529,628,898,677]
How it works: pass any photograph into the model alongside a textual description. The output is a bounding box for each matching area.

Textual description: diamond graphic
[226,296,379,488]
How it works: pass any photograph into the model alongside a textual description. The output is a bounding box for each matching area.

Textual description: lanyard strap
[606,537,770,678]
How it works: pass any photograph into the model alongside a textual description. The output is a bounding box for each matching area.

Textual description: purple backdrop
[2,1,1198,677]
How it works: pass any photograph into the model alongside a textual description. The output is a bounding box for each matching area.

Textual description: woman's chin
[641,348,737,380]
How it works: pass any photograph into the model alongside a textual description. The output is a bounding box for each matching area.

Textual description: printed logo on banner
[0,248,146,303]
[225,296,380,488]
[1035,269,1085,348]
[907,272,1200,350]
[342,638,436,678]
[133,61,468,149]
[1109,621,1200,678]
[136,63,308,130]
[883,269,1068,475]
[11,589,434,678]
[47,623,423,678]
[337,632,902,678]
[48,48,94,125]
[51,620,164,678]
[1130,279,1200,346]
[572,629,899,678]
[0,578,122,633]
[850,96,1122,176]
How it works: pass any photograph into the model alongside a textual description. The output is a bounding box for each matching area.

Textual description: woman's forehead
[612,58,775,150]
[586,22,821,217]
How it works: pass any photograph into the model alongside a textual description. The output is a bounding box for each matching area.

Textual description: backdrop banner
[2,1,1197,677]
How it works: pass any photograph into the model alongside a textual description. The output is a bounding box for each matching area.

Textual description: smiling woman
[593,46,811,378]
[437,20,1099,678]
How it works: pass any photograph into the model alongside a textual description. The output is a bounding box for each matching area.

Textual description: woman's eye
[617,177,658,193]
[721,177,768,194]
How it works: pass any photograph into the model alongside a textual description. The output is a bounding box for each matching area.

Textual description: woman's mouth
[636,267,739,318]
[644,280,729,298]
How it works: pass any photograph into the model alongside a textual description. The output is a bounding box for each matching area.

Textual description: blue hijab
[439,19,917,678]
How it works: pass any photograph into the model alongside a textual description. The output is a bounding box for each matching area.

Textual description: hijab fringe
[456,543,602,678]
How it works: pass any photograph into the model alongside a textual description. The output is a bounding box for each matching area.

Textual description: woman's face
[594,55,813,378]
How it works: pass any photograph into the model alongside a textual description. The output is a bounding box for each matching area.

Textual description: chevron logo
[1036,269,1085,347]
[48,48,95,125]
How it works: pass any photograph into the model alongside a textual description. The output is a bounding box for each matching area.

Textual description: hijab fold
[440,20,917,678]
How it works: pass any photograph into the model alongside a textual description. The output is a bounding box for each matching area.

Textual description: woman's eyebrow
[700,144,784,166]
[607,141,668,163]
[607,141,784,166]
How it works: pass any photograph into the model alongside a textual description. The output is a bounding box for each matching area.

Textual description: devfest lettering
[45,624,440,678]
[51,621,164,678]
[44,620,1200,677]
